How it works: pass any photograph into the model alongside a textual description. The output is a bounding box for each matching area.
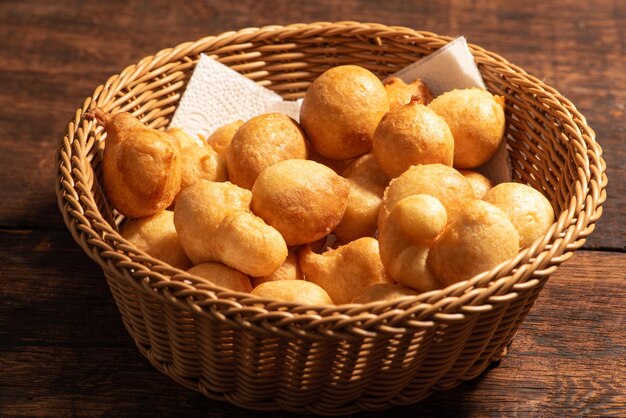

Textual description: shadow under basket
[55,22,607,415]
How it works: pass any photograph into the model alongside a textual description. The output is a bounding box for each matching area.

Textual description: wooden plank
[0,230,128,348]
[0,229,624,416]
[0,0,622,248]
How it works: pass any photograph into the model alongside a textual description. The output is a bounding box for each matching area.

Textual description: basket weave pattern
[55,22,606,415]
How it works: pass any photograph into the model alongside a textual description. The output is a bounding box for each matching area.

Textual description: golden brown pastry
[383,76,433,109]
[379,164,474,228]
[428,200,520,287]
[250,159,350,246]
[429,88,506,169]
[226,113,308,189]
[188,263,252,293]
[378,194,447,292]
[300,65,389,159]
[299,237,392,305]
[167,127,226,197]
[352,283,419,303]
[174,180,287,276]
[341,152,390,185]
[250,280,333,305]
[88,108,181,218]
[372,102,454,178]
[334,154,389,243]
[251,251,303,287]
[483,182,555,248]
[121,210,192,270]
[460,169,494,199]
[308,147,354,174]
[206,120,243,158]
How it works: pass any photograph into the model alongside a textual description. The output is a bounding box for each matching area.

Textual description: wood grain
[0,0,624,416]
[0,229,624,417]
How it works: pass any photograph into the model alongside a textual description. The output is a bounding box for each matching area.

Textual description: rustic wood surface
[0,0,624,416]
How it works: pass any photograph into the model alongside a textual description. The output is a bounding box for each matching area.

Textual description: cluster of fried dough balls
[174,180,287,277]
[378,193,448,292]
[167,127,227,198]
[94,63,555,307]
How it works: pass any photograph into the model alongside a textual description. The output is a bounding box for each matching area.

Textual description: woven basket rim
[55,21,607,339]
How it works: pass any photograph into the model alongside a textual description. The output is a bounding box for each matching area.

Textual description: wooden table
[1,1,624,416]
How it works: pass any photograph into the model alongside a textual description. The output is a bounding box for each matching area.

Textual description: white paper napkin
[168,55,283,139]
[168,37,510,183]
[392,37,486,96]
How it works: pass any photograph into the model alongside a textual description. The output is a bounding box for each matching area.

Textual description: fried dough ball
[299,237,392,305]
[383,76,433,109]
[378,194,447,292]
[341,152,390,185]
[174,180,287,276]
[251,159,350,246]
[206,120,243,158]
[226,113,308,189]
[300,65,389,159]
[460,169,494,199]
[429,88,506,169]
[352,283,419,303]
[188,263,252,293]
[167,127,226,196]
[372,102,454,178]
[334,154,389,243]
[250,280,333,305]
[428,200,520,287]
[88,108,181,218]
[483,182,555,248]
[251,251,303,287]
[379,164,474,228]
[308,147,354,174]
[121,210,192,270]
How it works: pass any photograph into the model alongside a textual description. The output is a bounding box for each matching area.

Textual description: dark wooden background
[1,0,624,416]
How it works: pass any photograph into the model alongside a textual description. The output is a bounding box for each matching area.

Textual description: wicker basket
[55,22,606,415]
